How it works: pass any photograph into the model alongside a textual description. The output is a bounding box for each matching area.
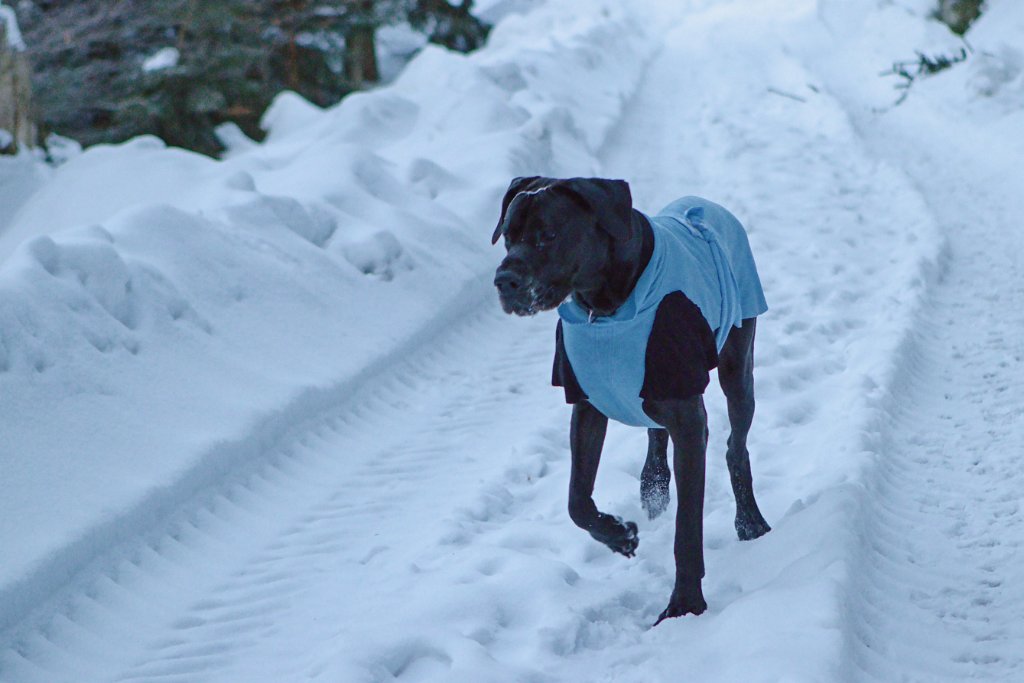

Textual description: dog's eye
[535,230,557,247]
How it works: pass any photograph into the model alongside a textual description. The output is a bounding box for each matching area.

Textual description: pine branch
[880,42,972,106]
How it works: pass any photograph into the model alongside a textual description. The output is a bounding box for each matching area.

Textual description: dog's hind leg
[718,317,771,541]
[641,428,671,519]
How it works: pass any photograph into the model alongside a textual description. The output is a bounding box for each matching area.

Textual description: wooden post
[344,1,379,85]
[0,7,37,153]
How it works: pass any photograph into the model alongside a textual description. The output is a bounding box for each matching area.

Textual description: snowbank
[0,154,49,237]
[0,2,653,632]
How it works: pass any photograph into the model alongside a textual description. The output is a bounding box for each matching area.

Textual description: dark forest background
[11,0,489,156]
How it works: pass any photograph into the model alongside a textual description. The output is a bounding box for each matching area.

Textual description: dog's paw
[653,592,707,626]
[605,518,639,558]
[640,476,671,520]
[735,513,771,541]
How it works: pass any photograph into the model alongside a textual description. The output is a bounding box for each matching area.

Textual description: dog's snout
[494,269,524,295]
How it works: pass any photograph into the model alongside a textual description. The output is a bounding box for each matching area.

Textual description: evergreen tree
[138,0,270,154]
[936,0,983,35]
[17,0,490,156]
[409,0,488,53]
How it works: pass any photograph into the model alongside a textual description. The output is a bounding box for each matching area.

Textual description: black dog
[491,176,771,624]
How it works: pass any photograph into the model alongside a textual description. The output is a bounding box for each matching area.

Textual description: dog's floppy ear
[559,178,633,242]
[492,176,542,245]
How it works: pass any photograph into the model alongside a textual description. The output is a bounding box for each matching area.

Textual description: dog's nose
[494,269,524,295]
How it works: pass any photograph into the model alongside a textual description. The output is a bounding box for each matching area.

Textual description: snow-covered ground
[0,0,1021,681]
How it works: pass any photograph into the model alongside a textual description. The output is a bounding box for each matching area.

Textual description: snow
[141,46,180,72]
[0,154,49,238]
[40,133,82,166]
[0,0,650,641]
[0,3,25,51]
[376,22,429,83]
[475,0,545,25]
[1,0,1022,681]
[213,121,259,157]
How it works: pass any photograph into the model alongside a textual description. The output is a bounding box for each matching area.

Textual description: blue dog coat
[554,196,768,428]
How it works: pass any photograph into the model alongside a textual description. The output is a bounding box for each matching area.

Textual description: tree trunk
[345,24,379,85]
[0,19,37,153]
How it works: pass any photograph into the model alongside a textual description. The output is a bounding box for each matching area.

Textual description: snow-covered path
[849,173,1024,679]
[0,302,575,683]
[832,74,1024,680]
[2,1,1022,681]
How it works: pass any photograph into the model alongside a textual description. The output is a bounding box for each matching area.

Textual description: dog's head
[491,176,633,316]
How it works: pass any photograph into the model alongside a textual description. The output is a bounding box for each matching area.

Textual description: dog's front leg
[646,396,709,623]
[567,400,639,557]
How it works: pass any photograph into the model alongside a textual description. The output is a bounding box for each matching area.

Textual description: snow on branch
[0,3,25,52]
[142,47,180,73]
[881,43,971,105]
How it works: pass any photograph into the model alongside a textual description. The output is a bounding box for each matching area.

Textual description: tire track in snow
[0,299,572,683]
[837,114,1024,681]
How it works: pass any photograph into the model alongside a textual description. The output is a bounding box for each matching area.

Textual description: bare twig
[880,40,972,106]
[766,87,807,103]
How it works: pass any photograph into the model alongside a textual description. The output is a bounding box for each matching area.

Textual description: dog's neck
[573,210,653,318]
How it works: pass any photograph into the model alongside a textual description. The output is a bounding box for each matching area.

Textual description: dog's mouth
[498,282,570,317]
